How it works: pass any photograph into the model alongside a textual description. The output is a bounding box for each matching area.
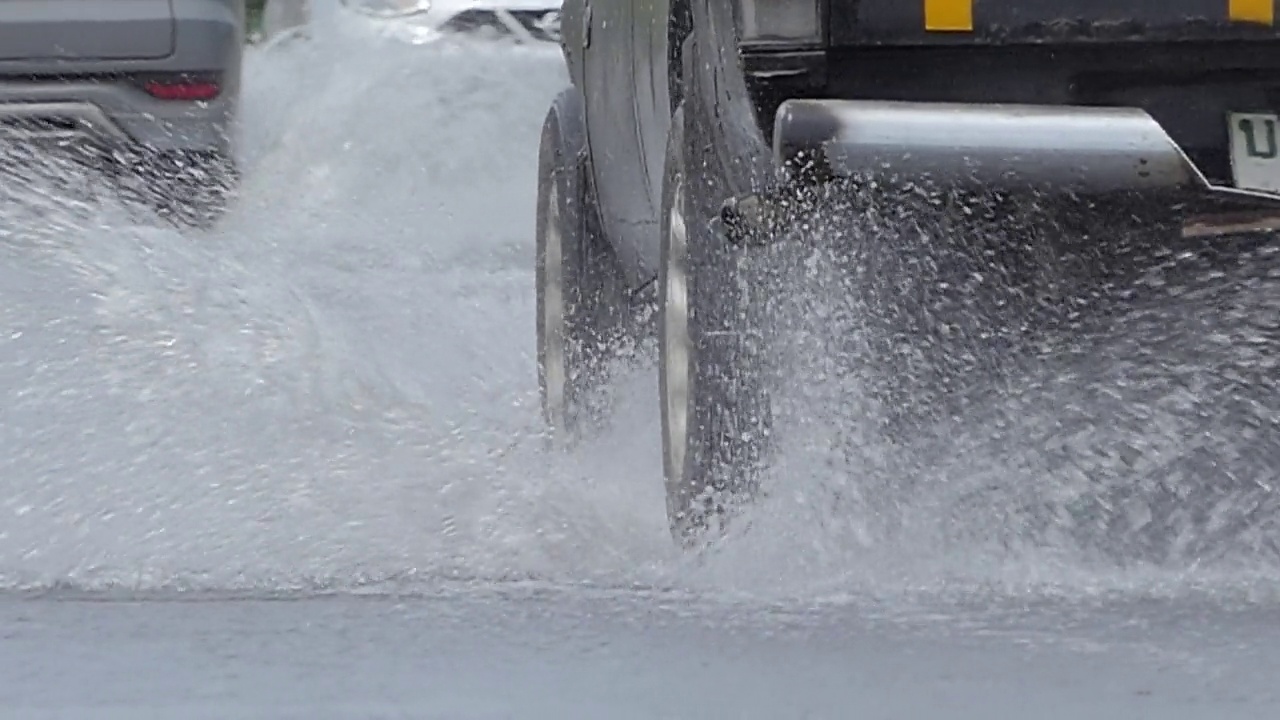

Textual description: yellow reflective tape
[924,0,974,31]
[1230,0,1274,24]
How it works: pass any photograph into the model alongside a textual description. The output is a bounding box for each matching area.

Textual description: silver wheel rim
[663,174,692,487]
[541,174,568,432]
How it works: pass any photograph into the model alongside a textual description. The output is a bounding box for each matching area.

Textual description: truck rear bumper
[773,98,1280,198]
[775,100,1202,194]
[768,98,1280,235]
[745,38,1280,189]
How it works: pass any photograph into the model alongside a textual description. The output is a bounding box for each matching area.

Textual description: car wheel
[535,104,630,443]
[659,104,772,546]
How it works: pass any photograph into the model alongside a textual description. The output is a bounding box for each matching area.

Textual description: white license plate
[1229,112,1280,193]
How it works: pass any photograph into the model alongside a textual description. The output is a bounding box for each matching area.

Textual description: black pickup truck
[533,0,1280,544]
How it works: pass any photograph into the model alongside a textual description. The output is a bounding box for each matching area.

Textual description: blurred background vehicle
[257,0,560,46]
[0,0,245,227]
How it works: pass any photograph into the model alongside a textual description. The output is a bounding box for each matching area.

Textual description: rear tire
[535,102,630,442]
[659,104,772,545]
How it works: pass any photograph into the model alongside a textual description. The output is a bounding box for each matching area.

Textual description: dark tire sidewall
[659,104,770,543]
[536,106,627,441]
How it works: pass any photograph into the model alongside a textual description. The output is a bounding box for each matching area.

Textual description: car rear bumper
[0,78,235,154]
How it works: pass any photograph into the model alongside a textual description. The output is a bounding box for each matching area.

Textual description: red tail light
[143,80,221,101]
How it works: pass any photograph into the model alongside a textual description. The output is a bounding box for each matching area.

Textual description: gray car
[0,0,245,225]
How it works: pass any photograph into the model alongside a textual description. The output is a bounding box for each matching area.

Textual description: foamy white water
[0,2,1277,609]
[0,23,676,594]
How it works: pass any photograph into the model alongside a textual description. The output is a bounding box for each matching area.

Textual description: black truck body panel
[829,0,1280,45]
